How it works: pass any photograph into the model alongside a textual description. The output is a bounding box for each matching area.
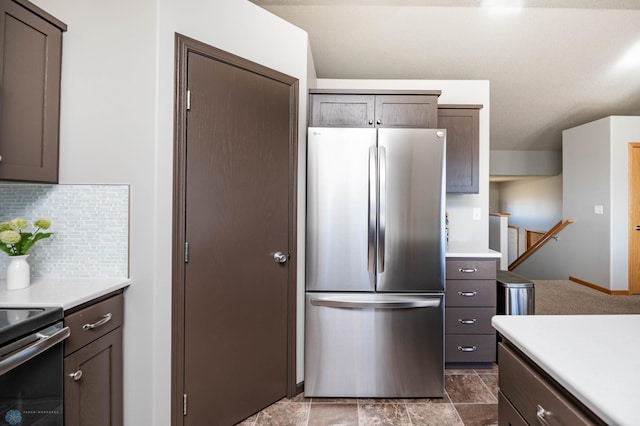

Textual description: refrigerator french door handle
[378,146,386,273]
[310,297,441,309]
[368,146,377,274]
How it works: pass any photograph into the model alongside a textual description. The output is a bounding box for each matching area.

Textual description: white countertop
[492,315,640,426]
[0,277,131,310]
[446,242,501,258]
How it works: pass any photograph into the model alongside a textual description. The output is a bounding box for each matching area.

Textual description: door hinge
[184,242,189,263]
[186,90,191,111]
[183,393,187,416]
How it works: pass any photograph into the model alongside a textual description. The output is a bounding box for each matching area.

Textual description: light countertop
[446,242,501,258]
[0,277,131,311]
[492,314,640,426]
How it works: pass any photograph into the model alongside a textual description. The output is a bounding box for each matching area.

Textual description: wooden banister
[508,219,574,271]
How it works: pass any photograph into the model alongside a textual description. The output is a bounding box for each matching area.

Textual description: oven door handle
[0,325,71,376]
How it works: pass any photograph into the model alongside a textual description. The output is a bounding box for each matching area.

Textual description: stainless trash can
[497,270,535,315]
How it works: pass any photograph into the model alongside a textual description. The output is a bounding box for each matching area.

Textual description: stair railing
[508,219,574,271]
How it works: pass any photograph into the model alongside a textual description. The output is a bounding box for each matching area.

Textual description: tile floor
[236,365,498,426]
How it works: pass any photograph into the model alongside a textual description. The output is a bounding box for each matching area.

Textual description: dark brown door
[174,37,297,426]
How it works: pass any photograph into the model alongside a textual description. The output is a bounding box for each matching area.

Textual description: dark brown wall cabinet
[445,258,497,366]
[64,293,124,426]
[438,105,482,194]
[309,90,440,128]
[0,0,66,183]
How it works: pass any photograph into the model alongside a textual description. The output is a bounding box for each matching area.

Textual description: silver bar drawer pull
[457,345,477,352]
[458,319,477,325]
[82,313,113,331]
[459,267,478,273]
[536,404,554,426]
[458,291,477,297]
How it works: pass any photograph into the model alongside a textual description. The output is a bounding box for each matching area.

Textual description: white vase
[6,255,30,291]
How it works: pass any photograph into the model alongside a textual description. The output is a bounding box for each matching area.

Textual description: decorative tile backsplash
[0,184,129,278]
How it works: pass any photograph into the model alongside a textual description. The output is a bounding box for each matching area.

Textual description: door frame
[171,33,299,425]
[629,142,640,294]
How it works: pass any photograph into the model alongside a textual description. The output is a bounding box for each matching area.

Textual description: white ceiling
[250,0,640,151]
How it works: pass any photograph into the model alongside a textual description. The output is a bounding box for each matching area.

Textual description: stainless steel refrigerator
[305,127,446,398]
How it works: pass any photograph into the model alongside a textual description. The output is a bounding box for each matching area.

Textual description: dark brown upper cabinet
[309,90,440,128]
[439,105,482,194]
[0,0,67,183]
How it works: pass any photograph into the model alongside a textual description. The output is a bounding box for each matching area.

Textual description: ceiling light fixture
[481,0,524,15]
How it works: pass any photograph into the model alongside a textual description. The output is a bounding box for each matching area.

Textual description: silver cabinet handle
[459,268,478,273]
[368,120,373,125]
[0,154,2,162]
[273,252,287,264]
[82,313,112,331]
[69,370,83,381]
[536,404,555,426]
[376,119,381,125]
[458,291,477,297]
[457,345,477,352]
[458,319,477,325]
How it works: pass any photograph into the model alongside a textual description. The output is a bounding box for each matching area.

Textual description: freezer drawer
[305,292,444,398]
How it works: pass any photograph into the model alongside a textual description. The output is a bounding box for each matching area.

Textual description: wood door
[172,35,298,426]
[629,143,640,294]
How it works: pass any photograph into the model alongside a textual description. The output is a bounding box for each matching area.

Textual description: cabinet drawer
[446,259,497,280]
[64,294,123,356]
[445,334,495,363]
[498,391,527,426]
[446,307,495,334]
[446,280,496,307]
[498,343,600,426]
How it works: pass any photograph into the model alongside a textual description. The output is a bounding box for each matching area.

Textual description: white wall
[315,79,491,249]
[513,116,640,289]
[497,175,563,256]
[31,1,310,424]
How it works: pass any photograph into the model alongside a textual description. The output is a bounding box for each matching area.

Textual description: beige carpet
[534,280,640,315]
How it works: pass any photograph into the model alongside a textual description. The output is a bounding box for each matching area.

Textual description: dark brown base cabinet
[498,342,604,426]
[64,293,124,426]
[0,0,66,183]
[445,258,497,367]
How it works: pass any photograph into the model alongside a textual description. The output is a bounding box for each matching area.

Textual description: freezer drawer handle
[310,297,441,309]
[457,345,477,352]
[458,268,478,273]
[458,319,477,325]
[458,291,477,297]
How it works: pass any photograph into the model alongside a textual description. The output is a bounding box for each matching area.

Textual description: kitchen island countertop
[492,314,640,426]
[0,277,130,311]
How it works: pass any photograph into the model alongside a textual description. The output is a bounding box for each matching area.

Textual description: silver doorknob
[69,370,83,381]
[273,252,288,263]
[636,226,640,231]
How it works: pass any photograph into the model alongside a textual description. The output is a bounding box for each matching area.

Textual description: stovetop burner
[0,307,63,347]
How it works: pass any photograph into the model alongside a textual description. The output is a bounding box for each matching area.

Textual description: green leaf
[21,232,53,255]
[0,244,12,256]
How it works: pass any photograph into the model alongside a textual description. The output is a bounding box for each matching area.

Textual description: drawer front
[446,259,497,280]
[64,293,123,355]
[498,391,527,426]
[445,334,496,363]
[446,307,495,334]
[498,343,599,426]
[446,280,496,307]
